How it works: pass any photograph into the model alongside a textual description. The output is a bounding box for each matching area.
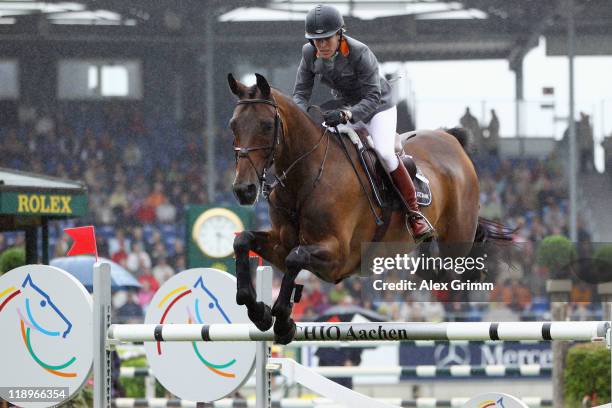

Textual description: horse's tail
[445,127,469,150]
[475,217,515,243]
[469,217,517,281]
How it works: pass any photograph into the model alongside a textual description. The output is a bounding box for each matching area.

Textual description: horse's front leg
[272,240,341,344]
[234,230,286,331]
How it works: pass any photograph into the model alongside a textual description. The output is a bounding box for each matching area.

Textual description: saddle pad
[414,171,432,207]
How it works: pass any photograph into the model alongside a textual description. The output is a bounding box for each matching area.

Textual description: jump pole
[119,364,555,379]
[107,321,610,343]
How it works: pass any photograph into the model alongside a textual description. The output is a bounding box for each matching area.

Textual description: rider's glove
[324,110,349,127]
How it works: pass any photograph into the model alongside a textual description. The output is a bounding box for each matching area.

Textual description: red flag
[64,226,98,261]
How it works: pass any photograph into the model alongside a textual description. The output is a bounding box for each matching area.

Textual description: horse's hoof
[274,319,296,345]
[250,302,273,332]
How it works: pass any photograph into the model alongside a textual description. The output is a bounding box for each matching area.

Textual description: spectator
[315,346,363,390]
[293,278,329,320]
[111,351,126,398]
[111,241,129,268]
[480,190,503,220]
[35,109,55,136]
[5,129,26,165]
[152,257,175,285]
[146,182,168,210]
[109,183,129,222]
[170,239,185,268]
[54,235,70,258]
[490,279,532,312]
[399,301,424,321]
[150,242,168,267]
[116,291,144,323]
[601,134,612,178]
[123,141,143,169]
[460,107,483,152]
[131,226,147,253]
[80,137,102,163]
[126,242,152,275]
[347,279,364,300]
[328,281,350,305]
[578,112,594,173]
[137,271,159,312]
[571,281,592,304]
[173,254,186,273]
[109,229,131,256]
[485,108,500,156]
[543,202,566,231]
[156,201,177,224]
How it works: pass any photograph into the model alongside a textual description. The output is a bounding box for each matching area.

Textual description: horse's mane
[270,88,321,130]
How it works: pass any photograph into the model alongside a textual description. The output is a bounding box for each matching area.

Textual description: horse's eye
[261,121,273,132]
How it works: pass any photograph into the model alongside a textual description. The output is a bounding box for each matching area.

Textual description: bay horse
[228,73,508,344]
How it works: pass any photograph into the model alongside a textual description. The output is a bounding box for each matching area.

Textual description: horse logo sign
[464,392,529,408]
[0,265,93,407]
[144,268,256,402]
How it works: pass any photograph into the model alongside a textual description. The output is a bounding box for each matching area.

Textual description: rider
[292,4,433,242]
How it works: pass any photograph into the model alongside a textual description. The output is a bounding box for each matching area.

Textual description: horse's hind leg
[234,230,286,331]
[273,241,341,344]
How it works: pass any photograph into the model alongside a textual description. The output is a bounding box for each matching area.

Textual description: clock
[192,208,245,258]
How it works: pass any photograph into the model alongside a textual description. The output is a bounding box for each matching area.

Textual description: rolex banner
[0,191,88,217]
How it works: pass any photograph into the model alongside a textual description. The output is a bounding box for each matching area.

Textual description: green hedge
[536,235,576,278]
[0,246,25,275]
[594,244,612,267]
[120,356,165,397]
[565,343,611,406]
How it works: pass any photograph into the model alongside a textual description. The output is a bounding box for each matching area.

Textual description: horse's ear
[255,73,270,98]
[228,73,242,97]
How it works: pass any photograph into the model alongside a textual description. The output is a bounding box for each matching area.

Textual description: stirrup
[405,211,435,242]
[408,210,430,224]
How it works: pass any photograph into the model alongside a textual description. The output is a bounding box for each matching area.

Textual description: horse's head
[227,73,280,205]
[21,274,73,338]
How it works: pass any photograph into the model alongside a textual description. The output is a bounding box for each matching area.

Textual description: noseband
[233,98,282,195]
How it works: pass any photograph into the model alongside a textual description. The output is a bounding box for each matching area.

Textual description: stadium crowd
[0,103,600,324]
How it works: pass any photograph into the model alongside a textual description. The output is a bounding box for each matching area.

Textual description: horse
[228,73,511,344]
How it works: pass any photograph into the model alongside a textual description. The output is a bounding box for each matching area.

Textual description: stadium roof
[0,1,611,61]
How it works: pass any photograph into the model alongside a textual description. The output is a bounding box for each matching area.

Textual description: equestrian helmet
[305,4,344,39]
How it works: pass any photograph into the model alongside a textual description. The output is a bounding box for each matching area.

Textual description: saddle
[336,125,432,208]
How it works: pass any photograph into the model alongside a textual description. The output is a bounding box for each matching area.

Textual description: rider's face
[313,33,340,59]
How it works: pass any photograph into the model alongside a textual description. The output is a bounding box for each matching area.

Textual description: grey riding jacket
[293,35,394,124]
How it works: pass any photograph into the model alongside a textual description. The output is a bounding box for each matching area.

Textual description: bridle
[232,98,282,192]
[232,98,330,201]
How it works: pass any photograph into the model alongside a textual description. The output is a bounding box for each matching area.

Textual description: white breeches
[348,106,398,172]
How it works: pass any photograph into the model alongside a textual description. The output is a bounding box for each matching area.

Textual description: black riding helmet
[305,4,344,39]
